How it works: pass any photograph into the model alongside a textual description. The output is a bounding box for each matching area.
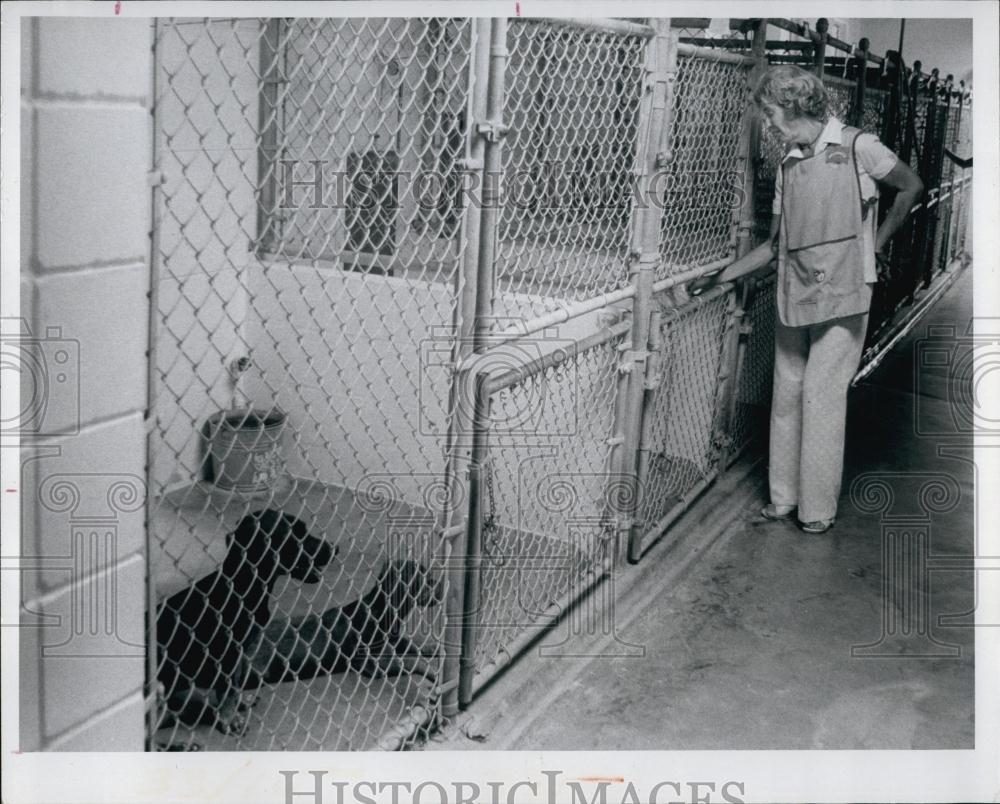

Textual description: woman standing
[694,65,924,533]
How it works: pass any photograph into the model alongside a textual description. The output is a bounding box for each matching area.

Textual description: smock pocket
[786,234,864,305]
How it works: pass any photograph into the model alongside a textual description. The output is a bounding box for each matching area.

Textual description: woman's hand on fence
[688,271,721,297]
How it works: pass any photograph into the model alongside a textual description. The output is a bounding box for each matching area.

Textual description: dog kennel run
[146,16,973,750]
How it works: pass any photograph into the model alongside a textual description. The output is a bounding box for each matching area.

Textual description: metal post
[812,18,829,79]
[256,19,285,255]
[439,17,492,719]
[456,15,509,709]
[916,70,940,292]
[623,19,673,564]
[853,37,869,128]
[144,18,162,752]
[719,19,768,471]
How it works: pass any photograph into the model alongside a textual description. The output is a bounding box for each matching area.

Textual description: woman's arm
[690,215,779,294]
[874,161,924,252]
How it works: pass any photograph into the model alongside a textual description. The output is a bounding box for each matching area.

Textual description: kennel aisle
[427,267,976,751]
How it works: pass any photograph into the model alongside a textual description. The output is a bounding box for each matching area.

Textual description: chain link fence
[462,320,629,698]
[633,286,736,552]
[150,16,474,751]
[725,274,778,462]
[659,45,754,276]
[145,15,972,750]
[493,20,646,323]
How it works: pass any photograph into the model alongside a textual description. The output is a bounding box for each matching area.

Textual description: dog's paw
[218,710,250,737]
[156,740,204,752]
[237,690,260,712]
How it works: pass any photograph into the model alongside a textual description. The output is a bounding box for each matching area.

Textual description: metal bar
[485,286,636,347]
[676,41,756,66]
[853,261,968,386]
[853,39,869,127]
[719,20,768,473]
[457,16,508,710]
[144,17,163,751]
[439,17,491,720]
[255,19,283,255]
[458,370,491,708]
[624,19,673,564]
[712,289,744,471]
[630,307,663,556]
[484,320,634,396]
[534,17,656,38]
[732,19,766,262]
[651,257,733,293]
[756,19,885,63]
[468,555,614,698]
[474,19,509,352]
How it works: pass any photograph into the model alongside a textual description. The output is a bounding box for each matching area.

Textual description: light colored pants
[769,311,869,522]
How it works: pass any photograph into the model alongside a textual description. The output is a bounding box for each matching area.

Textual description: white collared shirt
[772,117,899,283]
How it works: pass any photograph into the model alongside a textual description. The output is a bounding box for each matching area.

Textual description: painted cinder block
[34,105,149,270]
[21,104,34,268]
[29,554,145,741]
[34,264,149,428]
[36,18,151,100]
[20,414,147,601]
[46,692,145,751]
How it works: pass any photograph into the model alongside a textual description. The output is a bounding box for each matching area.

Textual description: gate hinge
[477,121,509,143]
[644,369,662,390]
[456,157,485,171]
[739,321,754,336]
[618,349,650,374]
[147,170,168,187]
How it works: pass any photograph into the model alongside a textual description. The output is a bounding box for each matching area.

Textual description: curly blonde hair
[752,65,829,121]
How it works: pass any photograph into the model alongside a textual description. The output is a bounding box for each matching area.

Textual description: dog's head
[225,509,336,584]
[380,559,445,612]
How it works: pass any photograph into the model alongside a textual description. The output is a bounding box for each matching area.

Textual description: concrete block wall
[20,17,152,751]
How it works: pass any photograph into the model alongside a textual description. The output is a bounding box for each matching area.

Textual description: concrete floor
[427,265,975,751]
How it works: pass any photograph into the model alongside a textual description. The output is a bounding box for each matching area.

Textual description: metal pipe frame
[534,17,655,39]
[439,17,493,719]
[484,320,633,396]
[456,16,509,710]
[623,19,674,564]
[676,41,756,66]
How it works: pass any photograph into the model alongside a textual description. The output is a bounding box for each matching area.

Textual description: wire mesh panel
[492,19,647,323]
[634,287,734,543]
[466,324,628,690]
[150,16,476,751]
[909,94,930,171]
[861,86,889,136]
[824,76,856,123]
[726,274,776,459]
[658,49,753,276]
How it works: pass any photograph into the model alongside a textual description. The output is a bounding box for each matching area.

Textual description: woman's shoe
[761,504,796,521]
[799,519,835,534]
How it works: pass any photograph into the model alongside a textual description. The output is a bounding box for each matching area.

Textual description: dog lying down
[250,558,446,685]
[156,509,335,738]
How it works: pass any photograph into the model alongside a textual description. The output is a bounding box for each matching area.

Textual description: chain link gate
[460,321,632,700]
[632,286,737,555]
[148,16,480,751]
[725,273,777,463]
[492,19,647,324]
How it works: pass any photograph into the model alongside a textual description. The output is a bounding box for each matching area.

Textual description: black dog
[156,509,335,735]
[253,559,444,685]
